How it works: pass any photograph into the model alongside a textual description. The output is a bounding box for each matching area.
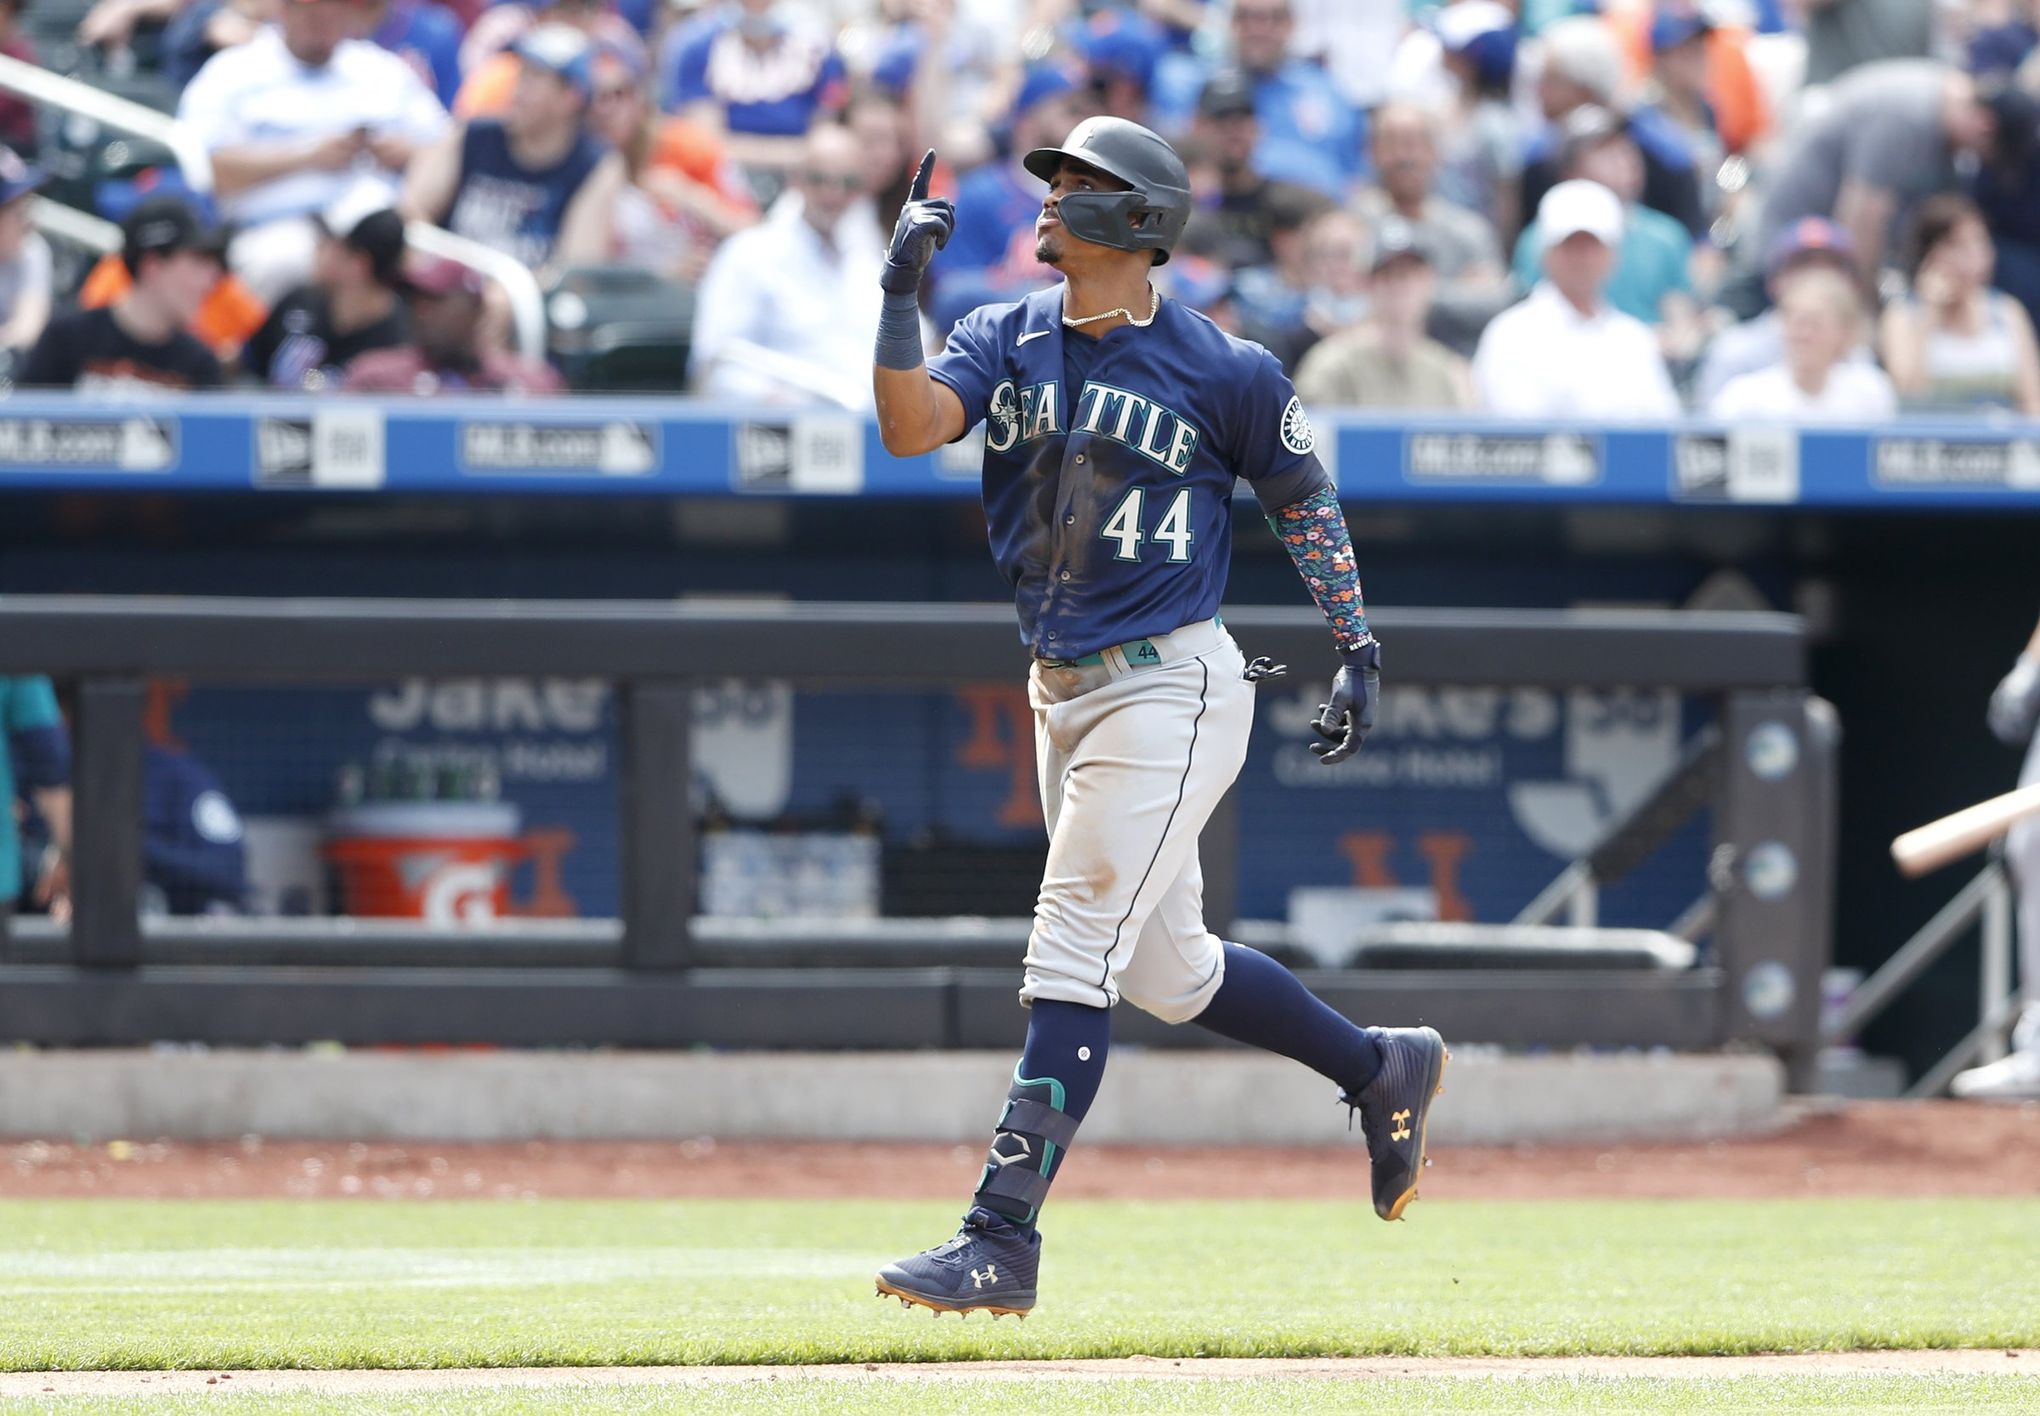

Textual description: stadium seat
[545,264,695,392]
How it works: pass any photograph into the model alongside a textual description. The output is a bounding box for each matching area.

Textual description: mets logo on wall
[1280,396,1315,456]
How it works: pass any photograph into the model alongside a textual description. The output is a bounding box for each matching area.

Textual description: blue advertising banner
[1,394,2038,507]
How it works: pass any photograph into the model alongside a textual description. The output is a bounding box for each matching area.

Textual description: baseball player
[1953,616,2040,1098]
[868,119,1448,1318]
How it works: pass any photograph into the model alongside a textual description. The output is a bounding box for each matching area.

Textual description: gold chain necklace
[1062,285,1161,329]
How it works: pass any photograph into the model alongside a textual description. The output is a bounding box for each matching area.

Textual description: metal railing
[1825,856,2020,1096]
[0,54,549,361]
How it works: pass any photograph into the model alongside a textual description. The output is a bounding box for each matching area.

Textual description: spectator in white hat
[1471,178,1679,418]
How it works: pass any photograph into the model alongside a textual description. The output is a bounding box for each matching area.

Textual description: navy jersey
[928,285,1329,658]
[449,119,607,270]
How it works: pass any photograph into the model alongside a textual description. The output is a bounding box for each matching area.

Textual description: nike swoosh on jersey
[1016,330,1052,345]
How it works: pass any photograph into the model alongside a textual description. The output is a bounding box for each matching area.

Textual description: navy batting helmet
[1023,117,1191,265]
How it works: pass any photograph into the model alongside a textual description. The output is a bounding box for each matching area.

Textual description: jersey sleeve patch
[1279,395,1315,456]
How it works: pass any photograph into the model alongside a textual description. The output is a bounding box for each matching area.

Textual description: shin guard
[972,1072,1081,1226]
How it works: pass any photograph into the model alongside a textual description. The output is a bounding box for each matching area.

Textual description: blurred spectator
[370,0,465,105]
[1603,0,1769,160]
[242,186,410,390]
[1150,0,1362,198]
[1294,208,1373,344]
[156,0,270,92]
[21,197,226,392]
[177,0,449,303]
[1472,178,1678,417]
[1424,2,1525,246]
[0,0,37,156]
[1228,184,1336,368]
[1641,4,1723,198]
[0,150,51,358]
[1295,218,1473,410]
[1752,62,2032,291]
[76,0,181,60]
[594,42,758,283]
[74,226,269,366]
[688,121,896,408]
[1291,0,1408,112]
[1968,8,2039,80]
[405,26,626,273]
[1354,102,1503,280]
[343,256,563,392]
[1512,107,1704,360]
[661,0,849,182]
[1801,0,1930,89]
[1070,6,1169,123]
[0,677,71,935]
[1522,16,1706,240]
[1710,265,1897,421]
[1879,193,2040,414]
[1179,72,1332,271]
[1694,216,1871,409]
[143,744,247,916]
[932,65,1083,327]
[858,0,1021,143]
[455,0,647,119]
[1351,99,1510,352]
[846,89,919,238]
[1645,2,1768,161]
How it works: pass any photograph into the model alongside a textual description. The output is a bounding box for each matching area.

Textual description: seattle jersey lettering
[986,378,1199,473]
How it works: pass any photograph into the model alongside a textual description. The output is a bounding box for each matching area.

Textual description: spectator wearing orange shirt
[589,41,756,282]
[77,185,269,362]
[1604,2,1767,157]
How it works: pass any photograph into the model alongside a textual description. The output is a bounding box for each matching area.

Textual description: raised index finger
[909,149,936,202]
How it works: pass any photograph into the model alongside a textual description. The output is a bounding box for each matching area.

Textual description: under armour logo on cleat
[971,1265,997,1288]
[1390,1109,1413,1142]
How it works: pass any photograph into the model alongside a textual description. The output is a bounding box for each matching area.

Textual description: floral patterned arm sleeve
[1267,484,1373,656]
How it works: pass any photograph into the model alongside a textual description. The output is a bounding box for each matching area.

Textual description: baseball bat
[1890,782,2040,878]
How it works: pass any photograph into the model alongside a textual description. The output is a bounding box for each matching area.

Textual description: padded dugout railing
[0,596,1832,1082]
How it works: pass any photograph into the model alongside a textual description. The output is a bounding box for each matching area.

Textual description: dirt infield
[3,1351,2036,1397]
[5,1099,2036,1201]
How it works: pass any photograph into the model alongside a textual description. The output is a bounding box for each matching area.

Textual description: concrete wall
[0,1049,1783,1145]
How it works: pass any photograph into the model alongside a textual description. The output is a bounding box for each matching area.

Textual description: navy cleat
[874,1206,1041,1317]
[1342,1025,1449,1221]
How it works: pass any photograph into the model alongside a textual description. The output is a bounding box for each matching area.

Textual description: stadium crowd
[2,0,2040,416]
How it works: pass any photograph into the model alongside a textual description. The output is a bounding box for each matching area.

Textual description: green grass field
[1,1197,2035,1411]
[2,1376,2037,1416]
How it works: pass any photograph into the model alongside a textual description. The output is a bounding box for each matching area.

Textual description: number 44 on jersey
[1101,486,1194,563]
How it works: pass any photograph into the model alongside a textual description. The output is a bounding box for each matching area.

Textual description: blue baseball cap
[868,28,922,95]
[1434,0,1517,89]
[1650,4,1713,54]
[516,24,596,100]
[0,145,44,206]
[1010,63,1078,121]
[1071,9,1167,94]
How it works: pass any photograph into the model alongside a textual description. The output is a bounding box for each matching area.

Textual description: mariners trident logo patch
[1280,395,1315,455]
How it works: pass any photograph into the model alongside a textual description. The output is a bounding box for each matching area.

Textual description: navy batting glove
[1311,639,1382,766]
[882,150,955,296]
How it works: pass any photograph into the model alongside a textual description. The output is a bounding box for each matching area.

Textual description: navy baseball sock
[971,999,1110,1227]
[1195,942,1384,1092]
